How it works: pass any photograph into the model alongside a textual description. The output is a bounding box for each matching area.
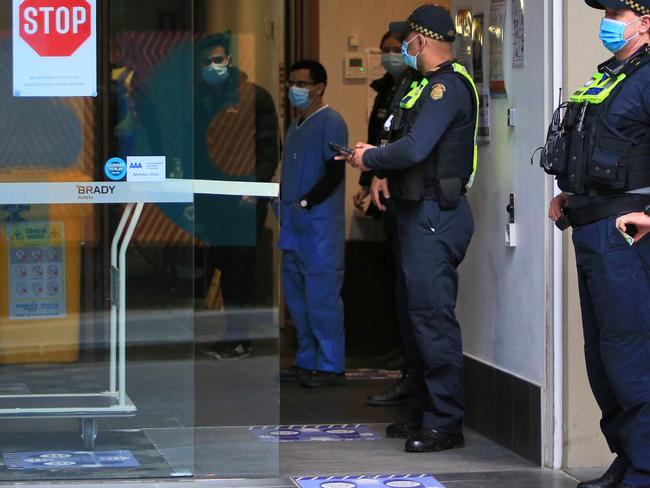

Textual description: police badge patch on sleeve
[431,83,446,100]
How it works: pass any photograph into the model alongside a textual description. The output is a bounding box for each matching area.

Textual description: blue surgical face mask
[402,35,423,70]
[381,53,406,77]
[202,63,229,85]
[599,16,642,53]
[288,86,311,109]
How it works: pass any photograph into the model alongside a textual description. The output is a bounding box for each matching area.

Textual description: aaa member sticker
[127,156,166,182]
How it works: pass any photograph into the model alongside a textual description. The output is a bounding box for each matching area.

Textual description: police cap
[389,4,456,43]
[585,0,650,16]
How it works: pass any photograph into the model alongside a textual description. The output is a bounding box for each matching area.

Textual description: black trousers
[573,216,650,486]
[392,197,474,433]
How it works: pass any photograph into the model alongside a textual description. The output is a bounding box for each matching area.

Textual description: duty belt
[557,194,650,230]
[422,182,467,201]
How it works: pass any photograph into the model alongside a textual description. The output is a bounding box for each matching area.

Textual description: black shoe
[405,428,464,453]
[202,341,251,360]
[280,365,309,383]
[366,374,411,406]
[577,472,625,488]
[386,418,421,439]
[299,370,347,387]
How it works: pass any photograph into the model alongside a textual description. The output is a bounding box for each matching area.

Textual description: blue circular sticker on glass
[104,157,127,181]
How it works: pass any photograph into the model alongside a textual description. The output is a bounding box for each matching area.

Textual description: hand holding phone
[329,142,354,156]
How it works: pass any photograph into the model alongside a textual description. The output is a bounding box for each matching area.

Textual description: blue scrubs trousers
[282,250,345,373]
[392,196,474,433]
[573,216,650,487]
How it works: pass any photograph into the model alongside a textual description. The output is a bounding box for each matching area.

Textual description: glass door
[0,0,283,482]
[191,0,283,478]
[0,0,196,480]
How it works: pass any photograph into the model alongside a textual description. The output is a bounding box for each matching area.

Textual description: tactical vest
[540,47,650,195]
[386,62,479,209]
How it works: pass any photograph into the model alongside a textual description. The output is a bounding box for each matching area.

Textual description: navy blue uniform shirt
[362,65,474,171]
[599,60,650,140]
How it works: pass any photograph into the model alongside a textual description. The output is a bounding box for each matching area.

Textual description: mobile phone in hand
[329,142,354,156]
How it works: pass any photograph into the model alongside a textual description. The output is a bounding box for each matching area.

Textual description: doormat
[0,429,174,481]
[345,369,402,380]
[292,474,445,488]
[4,450,140,470]
[250,424,382,442]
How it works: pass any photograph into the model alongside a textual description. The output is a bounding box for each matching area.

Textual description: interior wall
[450,0,549,386]
[562,1,612,469]
[318,0,449,241]
[319,0,550,382]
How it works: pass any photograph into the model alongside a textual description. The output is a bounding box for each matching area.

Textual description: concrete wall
[562,1,613,470]
[318,0,449,241]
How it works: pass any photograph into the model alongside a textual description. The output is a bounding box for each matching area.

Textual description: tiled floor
[0,332,592,488]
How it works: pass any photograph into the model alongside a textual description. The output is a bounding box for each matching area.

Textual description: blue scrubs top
[279,106,348,271]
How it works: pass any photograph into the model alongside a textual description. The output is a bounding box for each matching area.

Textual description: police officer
[542,1,650,487]
[343,4,479,453]
[358,34,423,407]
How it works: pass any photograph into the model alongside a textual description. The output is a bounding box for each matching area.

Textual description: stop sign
[19,0,91,57]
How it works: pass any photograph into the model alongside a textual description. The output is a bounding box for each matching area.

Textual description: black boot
[280,365,309,383]
[405,428,464,453]
[386,417,421,439]
[366,373,411,406]
[576,473,624,488]
[577,456,627,488]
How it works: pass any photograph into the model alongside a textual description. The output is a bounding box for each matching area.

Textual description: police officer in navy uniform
[542,1,650,487]
[343,4,479,453]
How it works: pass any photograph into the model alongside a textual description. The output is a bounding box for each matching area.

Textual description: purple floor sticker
[292,474,445,488]
[4,450,140,470]
[250,424,382,443]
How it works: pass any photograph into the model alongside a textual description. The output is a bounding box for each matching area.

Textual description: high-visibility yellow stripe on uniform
[570,71,627,105]
[451,63,480,188]
[400,79,429,109]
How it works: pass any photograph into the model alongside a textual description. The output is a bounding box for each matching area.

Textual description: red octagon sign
[19,0,91,57]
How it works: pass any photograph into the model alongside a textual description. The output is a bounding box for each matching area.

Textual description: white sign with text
[13,0,97,97]
[127,156,166,182]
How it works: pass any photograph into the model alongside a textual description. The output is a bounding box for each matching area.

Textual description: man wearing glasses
[278,60,349,387]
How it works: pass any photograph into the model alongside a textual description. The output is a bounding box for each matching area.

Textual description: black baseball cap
[584,0,650,15]
[389,4,456,43]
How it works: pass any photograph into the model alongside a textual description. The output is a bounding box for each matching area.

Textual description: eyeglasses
[201,55,227,66]
[381,46,401,54]
[286,80,315,88]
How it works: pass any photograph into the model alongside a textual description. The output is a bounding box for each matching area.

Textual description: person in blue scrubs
[279,60,349,387]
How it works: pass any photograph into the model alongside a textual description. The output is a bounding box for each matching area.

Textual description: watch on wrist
[644,203,650,217]
[300,199,308,209]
